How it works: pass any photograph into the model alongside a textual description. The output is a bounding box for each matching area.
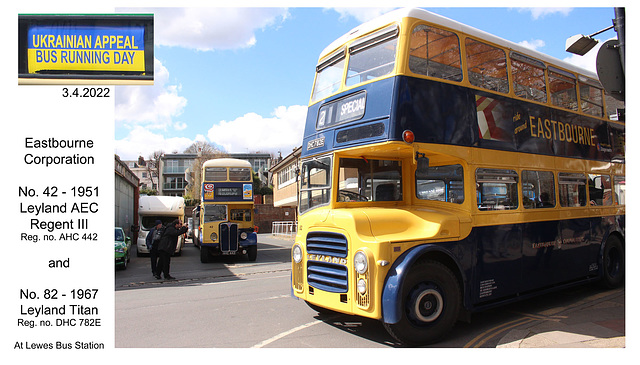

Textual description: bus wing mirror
[416,152,429,173]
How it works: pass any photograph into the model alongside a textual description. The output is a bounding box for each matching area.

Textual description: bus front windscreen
[299,156,332,213]
[203,205,227,223]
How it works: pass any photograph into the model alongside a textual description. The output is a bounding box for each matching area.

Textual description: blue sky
[113,6,620,161]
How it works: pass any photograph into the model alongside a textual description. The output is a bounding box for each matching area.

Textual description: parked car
[115,227,131,269]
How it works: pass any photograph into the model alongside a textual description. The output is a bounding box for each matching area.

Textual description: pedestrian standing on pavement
[156,219,188,280]
[146,220,164,279]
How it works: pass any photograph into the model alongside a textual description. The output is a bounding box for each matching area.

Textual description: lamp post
[565,7,624,102]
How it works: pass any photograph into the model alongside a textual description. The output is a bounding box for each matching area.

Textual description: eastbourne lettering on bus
[528,116,596,147]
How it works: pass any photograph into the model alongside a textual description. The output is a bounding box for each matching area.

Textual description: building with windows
[270,147,301,209]
[123,159,158,191]
[226,152,272,184]
[159,153,196,196]
[157,152,272,197]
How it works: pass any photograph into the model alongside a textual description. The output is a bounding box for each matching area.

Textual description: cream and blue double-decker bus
[197,158,257,263]
[291,8,624,346]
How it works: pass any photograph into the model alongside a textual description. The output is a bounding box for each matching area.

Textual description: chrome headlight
[357,278,367,294]
[210,232,218,241]
[292,244,303,263]
[240,232,248,240]
[354,251,368,274]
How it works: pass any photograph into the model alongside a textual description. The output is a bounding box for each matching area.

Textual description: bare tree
[184,140,223,155]
[146,150,164,191]
[183,142,227,201]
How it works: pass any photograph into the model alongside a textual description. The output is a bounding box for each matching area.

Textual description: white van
[136,195,186,256]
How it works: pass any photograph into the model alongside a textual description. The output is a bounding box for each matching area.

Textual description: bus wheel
[200,247,211,263]
[384,260,460,346]
[601,236,624,288]
[247,246,257,261]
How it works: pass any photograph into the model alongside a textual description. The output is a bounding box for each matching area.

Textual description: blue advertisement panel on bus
[202,182,253,202]
[302,76,625,163]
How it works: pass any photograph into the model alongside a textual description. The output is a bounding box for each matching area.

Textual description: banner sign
[202,183,253,202]
[27,25,145,73]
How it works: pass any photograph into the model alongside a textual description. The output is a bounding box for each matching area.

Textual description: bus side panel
[302,77,396,157]
[391,76,618,162]
[472,224,523,303]
[393,76,476,147]
[521,219,570,292]
[472,216,620,306]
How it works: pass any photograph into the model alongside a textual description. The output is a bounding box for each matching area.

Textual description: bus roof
[202,158,253,170]
[319,8,599,81]
[138,195,185,215]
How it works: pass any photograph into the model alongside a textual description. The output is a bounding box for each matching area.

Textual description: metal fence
[271,221,297,238]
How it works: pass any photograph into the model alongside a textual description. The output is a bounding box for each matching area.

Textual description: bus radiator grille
[306,231,348,258]
[220,223,238,253]
[307,261,348,293]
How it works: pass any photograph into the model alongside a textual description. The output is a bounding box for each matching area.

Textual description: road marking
[230,294,290,305]
[251,320,323,348]
[464,317,536,348]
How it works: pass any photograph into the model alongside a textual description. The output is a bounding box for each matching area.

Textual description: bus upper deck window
[205,167,227,181]
[465,38,509,94]
[409,24,462,82]
[579,78,604,117]
[229,168,251,181]
[346,26,399,87]
[311,48,346,103]
[511,52,547,103]
[549,67,578,111]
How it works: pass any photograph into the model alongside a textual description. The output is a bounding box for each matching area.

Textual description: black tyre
[200,246,211,263]
[601,235,624,288]
[383,260,461,346]
[247,246,257,261]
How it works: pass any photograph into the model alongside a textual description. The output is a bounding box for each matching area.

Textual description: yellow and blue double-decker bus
[197,158,257,263]
[291,8,624,346]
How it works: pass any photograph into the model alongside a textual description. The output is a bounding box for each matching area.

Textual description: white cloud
[328,7,396,22]
[114,126,195,160]
[518,39,545,51]
[115,58,187,130]
[121,7,289,51]
[174,122,188,131]
[519,8,573,20]
[115,105,307,160]
[207,105,307,155]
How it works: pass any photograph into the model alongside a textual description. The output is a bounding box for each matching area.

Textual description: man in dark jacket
[146,220,164,279]
[156,219,188,280]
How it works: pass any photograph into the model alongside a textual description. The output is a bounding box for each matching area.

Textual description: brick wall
[185,201,295,234]
[254,203,296,233]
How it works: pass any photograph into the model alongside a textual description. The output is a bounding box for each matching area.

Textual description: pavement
[264,233,626,348]
[496,286,625,348]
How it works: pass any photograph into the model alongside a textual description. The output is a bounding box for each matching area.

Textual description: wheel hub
[409,285,443,323]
